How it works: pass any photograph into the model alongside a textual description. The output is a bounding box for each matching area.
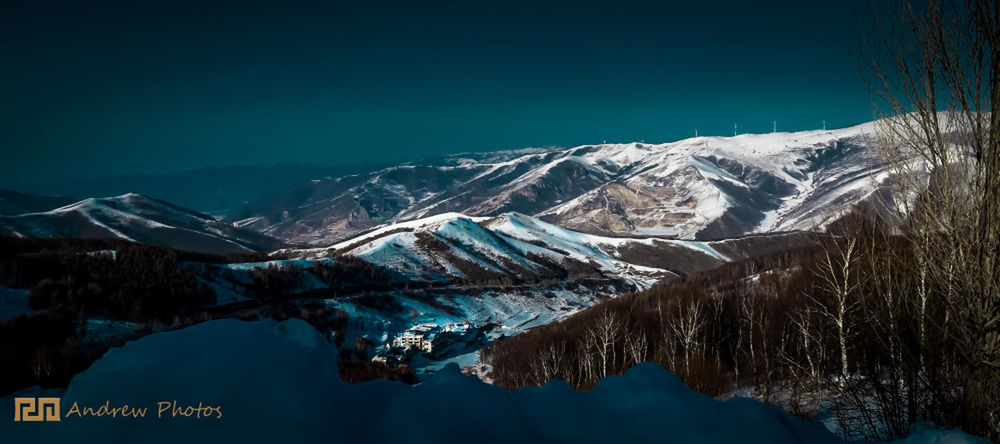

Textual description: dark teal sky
[1,0,873,186]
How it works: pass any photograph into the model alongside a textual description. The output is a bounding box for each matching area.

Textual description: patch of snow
[0,318,845,443]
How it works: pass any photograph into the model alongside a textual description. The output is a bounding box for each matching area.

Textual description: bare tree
[708,291,726,373]
[864,1,1000,438]
[791,304,823,387]
[657,300,677,372]
[739,289,761,387]
[672,299,705,379]
[587,308,622,378]
[625,328,648,366]
[577,335,597,384]
[31,349,54,381]
[531,341,568,384]
[812,237,861,389]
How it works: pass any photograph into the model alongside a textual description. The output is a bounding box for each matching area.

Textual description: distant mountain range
[227,122,894,245]
[0,123,901,259]
[0,124,894,381]
[0,193,284,255]
[9,162,388,216]
[0,190,78,216]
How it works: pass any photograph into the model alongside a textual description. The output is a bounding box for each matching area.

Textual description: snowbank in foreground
[894,428,992,444]
[0,319,982,443]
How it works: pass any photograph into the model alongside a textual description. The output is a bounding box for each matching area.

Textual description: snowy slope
[280,212,737,289]
[190,213,730,370]
[537,123,894,239]
[3,318,981,443]
[229,122,898,244]
[0,318,845,443]
[0,193,285,255]
[187,254,631,369]
[189,212,773,375]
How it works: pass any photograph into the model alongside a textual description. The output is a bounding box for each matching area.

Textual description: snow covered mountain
[184,212,816,372]
[0,193,285,255]
[541,123,891,239]
[15,163,389,216]
[281,211,813,290]
[229,122,890,245]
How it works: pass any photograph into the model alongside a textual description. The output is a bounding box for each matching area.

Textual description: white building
[392,325,437,353]
[443,320,471,332]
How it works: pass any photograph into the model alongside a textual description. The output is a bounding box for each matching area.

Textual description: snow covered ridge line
[0,193,286,255]
[275,211,749,289]
[2,319,984,443]
[228,120,902,245]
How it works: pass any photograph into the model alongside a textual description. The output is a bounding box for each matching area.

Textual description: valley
[0,125,888,381]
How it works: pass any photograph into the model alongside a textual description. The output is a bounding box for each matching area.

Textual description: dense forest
[0,238,220,394]
[483,213,997,441]
[0,237,416,395]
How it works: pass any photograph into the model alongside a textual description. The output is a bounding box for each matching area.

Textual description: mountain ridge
[229,122,894,246]
[279,211,819,290]
[0,193,286,255]
[0,190,78,216]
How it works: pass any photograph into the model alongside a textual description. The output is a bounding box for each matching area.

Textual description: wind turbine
[695,128,698,137]
[733,123,737,136]
[822,120,826,131]
[773,121,777,133]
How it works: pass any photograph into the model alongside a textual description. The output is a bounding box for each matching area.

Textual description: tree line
[0,236,432,395]
[0,238,221,395]
[486,1,1000,440]
[483,213,995,441]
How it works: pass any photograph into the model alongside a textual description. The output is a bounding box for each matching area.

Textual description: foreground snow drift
[1,318,842,443]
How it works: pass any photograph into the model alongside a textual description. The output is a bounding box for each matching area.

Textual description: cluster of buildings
[392,323,437,353]
[389,320,472,354]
